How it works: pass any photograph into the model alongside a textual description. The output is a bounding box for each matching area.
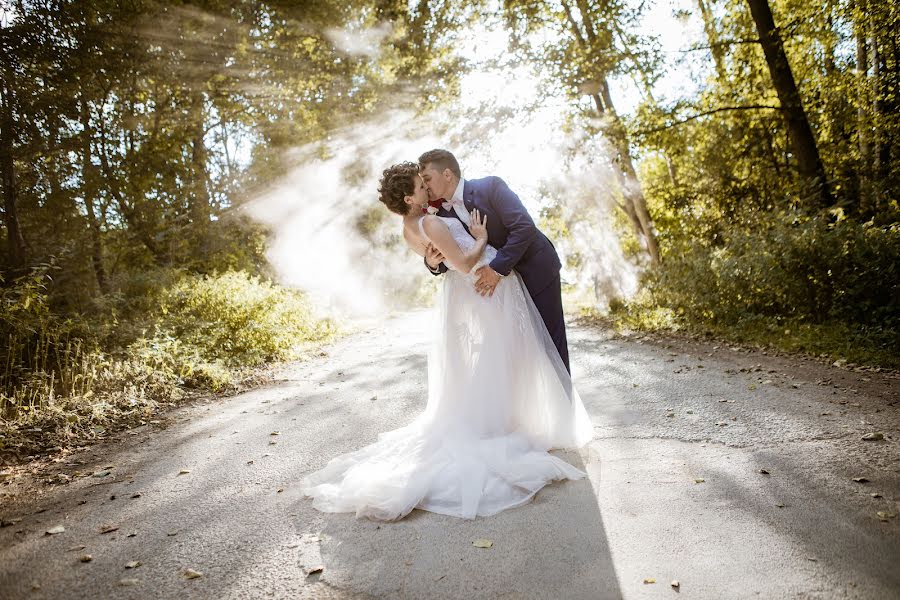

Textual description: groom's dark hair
[378,161,419,215]
[418,149,461,179]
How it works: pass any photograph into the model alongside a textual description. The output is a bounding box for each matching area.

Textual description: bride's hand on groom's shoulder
[470,209,488,241]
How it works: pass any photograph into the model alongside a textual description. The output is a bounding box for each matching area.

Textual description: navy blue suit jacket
[431,176,561,296]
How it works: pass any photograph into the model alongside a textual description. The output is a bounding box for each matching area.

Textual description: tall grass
[0,268,337,456]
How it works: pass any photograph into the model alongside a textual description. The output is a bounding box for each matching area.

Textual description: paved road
[1,313,898,599]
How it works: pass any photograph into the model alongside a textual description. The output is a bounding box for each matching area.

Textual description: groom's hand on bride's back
[474,266,501,297]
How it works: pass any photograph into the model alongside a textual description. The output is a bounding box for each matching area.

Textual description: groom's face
[419,163,454,201]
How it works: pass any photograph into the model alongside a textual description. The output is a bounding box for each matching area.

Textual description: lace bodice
[420,216,497,274]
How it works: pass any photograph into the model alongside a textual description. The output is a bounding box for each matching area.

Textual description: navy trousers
[529,274,570,374]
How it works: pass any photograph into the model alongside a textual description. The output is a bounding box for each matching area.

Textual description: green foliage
[152,271,336,368]
[609,213,900,367]
[0,268,336,457]
[648,212,900,327]
[0,267,99,411]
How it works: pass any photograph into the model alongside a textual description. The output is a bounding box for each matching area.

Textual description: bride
[301,161,593,521]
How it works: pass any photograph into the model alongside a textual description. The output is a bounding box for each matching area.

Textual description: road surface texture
[1,313,898,599]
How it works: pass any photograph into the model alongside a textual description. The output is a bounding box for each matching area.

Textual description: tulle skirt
[301,270,594,520]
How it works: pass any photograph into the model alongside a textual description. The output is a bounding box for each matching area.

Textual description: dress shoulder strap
[417,215,428,239]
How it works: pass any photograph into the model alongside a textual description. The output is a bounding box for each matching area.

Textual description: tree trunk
[0,62,26,271]
[746,0,832,208]
[189,90,211,227]
[592,70,659,262]
[80,99,108,294]
[824,13,837,77]
[870,32,890,190]
[696,0,728,81]
[856,18,873,216]
[563,0,661,264]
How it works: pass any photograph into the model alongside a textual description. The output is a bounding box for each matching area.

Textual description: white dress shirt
[450,177,471,226]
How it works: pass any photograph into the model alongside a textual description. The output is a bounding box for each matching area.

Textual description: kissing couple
[302,149,593,520]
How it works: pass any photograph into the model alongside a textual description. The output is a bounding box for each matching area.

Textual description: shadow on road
[312,450,624,599]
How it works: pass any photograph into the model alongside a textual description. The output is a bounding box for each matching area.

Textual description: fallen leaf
[643,578,656,584]
[125,561,141,569]
[270,431,280,436]
[759,469,770,475]
[80,554,93,562]
[806,557,818,562]
[694,478,705,484]
[862,433,884,441]
[178,469,191,475]
[852,477,869,483]
[775,503,785,508]
[167,532,177,536]
[46,525,65,535]
[183,568,203,579]
[472,538,493,548]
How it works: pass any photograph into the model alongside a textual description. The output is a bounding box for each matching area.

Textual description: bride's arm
[421,214,487,274]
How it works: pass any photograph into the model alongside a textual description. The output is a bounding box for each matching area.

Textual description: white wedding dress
[301,216,594,520]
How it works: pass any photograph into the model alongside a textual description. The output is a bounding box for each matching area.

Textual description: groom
[418,149,570,373]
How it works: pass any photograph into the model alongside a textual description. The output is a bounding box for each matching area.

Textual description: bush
[0,268,337,456]
[150,270,335,367]
[648,212,900,328]
[614,210,900,367]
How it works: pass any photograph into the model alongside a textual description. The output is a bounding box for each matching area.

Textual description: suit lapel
[463,181,475,212]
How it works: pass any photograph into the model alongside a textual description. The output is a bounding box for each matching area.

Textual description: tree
[0,16,27,271]
[503,0,661,264]
[745,0,832,207]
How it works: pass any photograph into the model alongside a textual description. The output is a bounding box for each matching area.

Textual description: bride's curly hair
[378,161,420,215]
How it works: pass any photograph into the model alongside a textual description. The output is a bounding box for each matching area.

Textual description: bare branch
[679,38,761,53]
[633,105,781,135]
